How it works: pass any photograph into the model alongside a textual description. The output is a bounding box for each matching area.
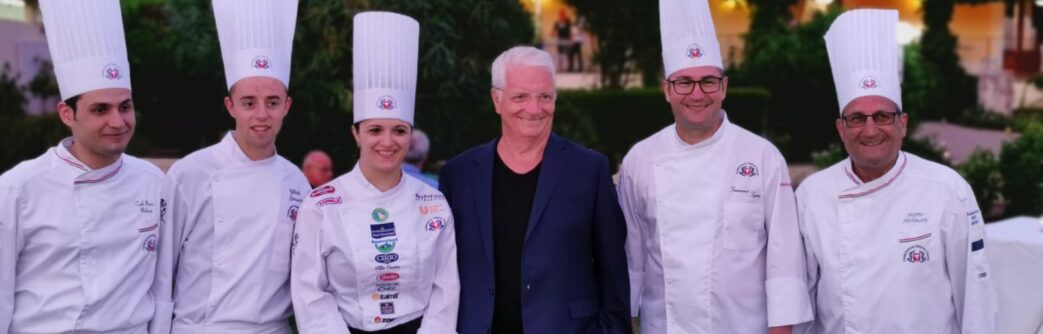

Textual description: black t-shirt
[490,153,541,334]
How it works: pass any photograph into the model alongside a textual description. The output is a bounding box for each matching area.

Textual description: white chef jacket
[154,132,310,334]
[0,138,167,334]
[291,166,459,334]
[794,152,998,334]
[618,113,812,334]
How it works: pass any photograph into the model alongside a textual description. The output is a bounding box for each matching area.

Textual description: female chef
[290,11,460,334]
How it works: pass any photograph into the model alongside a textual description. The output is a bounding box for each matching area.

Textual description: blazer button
[526,284,531,291]
[488,288,494,296]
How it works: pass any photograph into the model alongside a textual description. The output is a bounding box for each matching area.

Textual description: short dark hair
[64,94,81,113]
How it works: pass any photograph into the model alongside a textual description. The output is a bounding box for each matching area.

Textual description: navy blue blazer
[439,134,631,334]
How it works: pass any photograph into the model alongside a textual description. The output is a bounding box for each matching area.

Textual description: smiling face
[58,88,136,165]
[836,95,907,178]
[663,66,727,133]
[352,118,412,176]
[224,76,291,157]
[492,64,556,142]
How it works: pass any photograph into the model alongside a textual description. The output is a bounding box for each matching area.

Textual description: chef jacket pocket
[722,202,765,250]
[269,223,294,273]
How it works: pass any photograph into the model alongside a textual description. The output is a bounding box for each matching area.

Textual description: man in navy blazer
[439,46,630,334]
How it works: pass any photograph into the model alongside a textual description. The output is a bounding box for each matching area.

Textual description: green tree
[0,64,26,119]
[1000,122,1043,216]
[0,64,66,172]
[917,0,981,121]
[566,0,660,88]
[959,149,1003,217]
[734,8,838,161]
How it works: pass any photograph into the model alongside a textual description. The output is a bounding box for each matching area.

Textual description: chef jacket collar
[53,136,124,184]
[672,109,729,150]
[217,131,278,167]
[348,162,407,198]
[839,152,908,199]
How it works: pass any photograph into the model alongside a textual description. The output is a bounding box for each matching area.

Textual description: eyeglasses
[666,76,724,95]
[841,111,900,128]
[493,87,556,104]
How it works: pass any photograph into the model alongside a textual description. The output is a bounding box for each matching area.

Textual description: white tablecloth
[986,216,1043,334]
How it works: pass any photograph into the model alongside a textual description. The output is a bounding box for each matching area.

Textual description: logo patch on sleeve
[971,239,984,252]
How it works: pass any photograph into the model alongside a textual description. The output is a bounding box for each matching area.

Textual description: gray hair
[490,46,556,89]
[405,128,430,164]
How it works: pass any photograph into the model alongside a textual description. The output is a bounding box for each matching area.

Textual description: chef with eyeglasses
[794,8,998,334]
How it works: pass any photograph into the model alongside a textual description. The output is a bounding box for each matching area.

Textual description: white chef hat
[825,9,902,114]
[213,0,299,91]
[39,0,131,101]
[660,0,723,78]
[352,11,419,125]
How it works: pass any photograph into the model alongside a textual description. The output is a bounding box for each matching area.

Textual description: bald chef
[154,0,310,333]
[0,0,169,332]
[795,9,998,334]
[617,0,812,333]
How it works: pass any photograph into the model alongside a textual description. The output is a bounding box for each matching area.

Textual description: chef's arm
[150,178,184,334]
[794,186,821,334]
[616,162,645,320]
[0,185,23,330]
[418,213,460,334]
[943,185,997,334]
[763,153,813,327]
[290,204,350,334]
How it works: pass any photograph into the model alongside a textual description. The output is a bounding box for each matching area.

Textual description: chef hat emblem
[252,56,272,70]
[687,44,704,59]
[352,11,420,125]
[860,76,878,89]
[660,0,723,77]
[103,64,123,80]
[214,0,299,90]
[825,9,902,114]
[377,96,397,111]
[39,0,132,100]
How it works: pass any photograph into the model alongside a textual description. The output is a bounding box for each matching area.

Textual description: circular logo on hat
[859,76,879,90]
[102,64,123,80]
[252,56,271,70]
[686,44,704,59]
[377,96,396,111]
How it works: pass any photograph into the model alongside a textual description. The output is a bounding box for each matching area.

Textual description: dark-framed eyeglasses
[666,76,724,95]
[841,111,900,128]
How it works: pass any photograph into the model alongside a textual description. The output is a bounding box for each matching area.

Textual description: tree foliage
[959,149,1004,216]
[566,0,660,88]
[918,0,979,121]
[733,8,838,161]
[1000,122,1043,216]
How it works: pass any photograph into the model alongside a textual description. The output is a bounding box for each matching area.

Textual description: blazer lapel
[472,139,497,268]
[524,134,567,244]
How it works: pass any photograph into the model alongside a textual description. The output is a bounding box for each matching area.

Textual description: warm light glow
[723,0,737,10]
[815,0,834,6]
[1036,0,1043,6]
[0,0,25,7]
[897,21,923,46]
